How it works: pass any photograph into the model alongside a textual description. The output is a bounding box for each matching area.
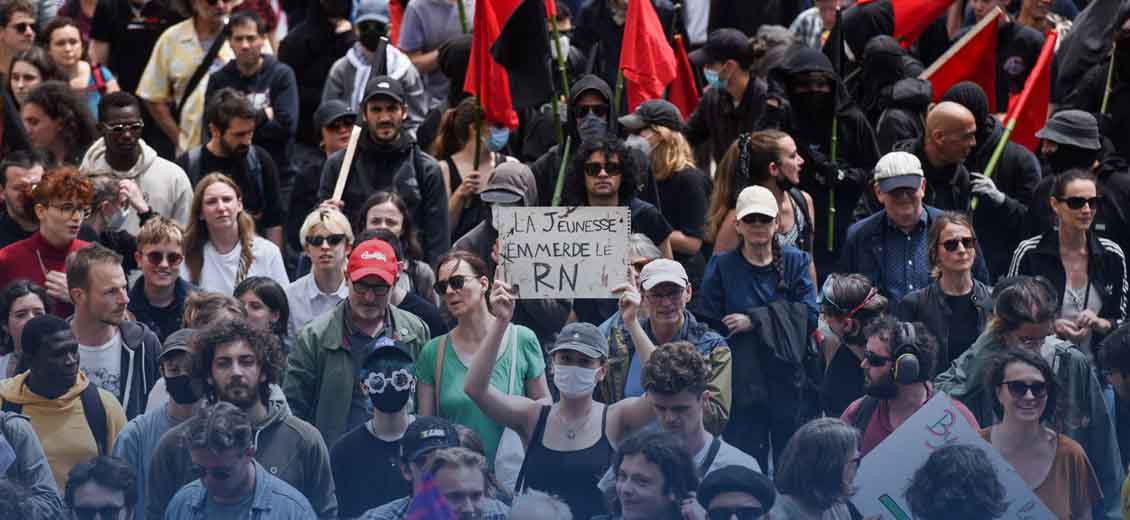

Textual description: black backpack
[1,384,108,456]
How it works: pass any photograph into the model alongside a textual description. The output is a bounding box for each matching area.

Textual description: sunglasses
[433,275,470,295]
[1000,380,1047,399]
[361,368,414,394]
[1056,196,1102,210]
[307,234,347,247]
[741,214,774,225]
[9,22,33,33]
[708,507,764,520]
[575,105,608,118]
[104,121,143,134]
[327,117,356,130]
[145,251,183,266]
[73,506,125,520]
[863,350,892,367]
[583,161,622,177]
[941,236,976,252]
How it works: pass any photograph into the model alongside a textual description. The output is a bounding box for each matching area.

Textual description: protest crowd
[0,0,1128,517]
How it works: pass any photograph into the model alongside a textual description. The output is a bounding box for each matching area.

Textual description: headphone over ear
[892,322,922,385]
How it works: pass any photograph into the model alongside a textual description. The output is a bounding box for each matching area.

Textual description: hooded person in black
[529,74,615,206]
[876,77,933,153]
[854,36,924,127]
[941,82,1042,278]
[1064,7,1130,158]
[774,46,880,269]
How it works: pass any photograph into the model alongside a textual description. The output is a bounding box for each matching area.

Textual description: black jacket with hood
[685,74,778,164]
[278,0,357,148]
[530,74,614,206]
[854,36,924,127]
[876,77,932,153]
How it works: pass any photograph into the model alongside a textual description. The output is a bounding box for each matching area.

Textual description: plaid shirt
[789,7,826,49]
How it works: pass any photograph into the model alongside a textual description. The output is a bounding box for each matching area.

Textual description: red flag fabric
[893,0,957,46]
[389,0,405,45]
[404,472,457,520]
[544,0,556,19]
[1006,30,1057,151]
[667,34,699,119]
[618,0,677,112]
[921,8,1000,110]
[465,0,521,129]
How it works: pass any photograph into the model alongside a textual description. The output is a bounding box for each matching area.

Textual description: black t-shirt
[329,422,411,519]
[945,292,981,366]
[656,167,711,285]
[627,197,674,248]
[398,292,450,336]
[0,209,33,250]
[821,344,865,417]
[89,0,183,92]
[178,145,284,230]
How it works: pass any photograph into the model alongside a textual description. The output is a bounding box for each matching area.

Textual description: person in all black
[529,74,615,207]
[818,273,888,417]
[177,88,285,248]
[287,99,356,261]
[960,2,1045,114]
[876,78,933,154]
[0,150,42,249]
[572,0,675,100]
[317,76,449,266]
[885,102,978,215]
[853,36,923,128]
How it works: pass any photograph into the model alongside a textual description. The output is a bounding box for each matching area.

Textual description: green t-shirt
[416,324,545,463]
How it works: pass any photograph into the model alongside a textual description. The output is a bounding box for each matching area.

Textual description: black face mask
[359,23,388,52]
[576,114,608,142]
[1042,145,1096,175]
[370,388,411,413]
[321,0,351,19]
[166,375,201,405]
[791,91,834,117]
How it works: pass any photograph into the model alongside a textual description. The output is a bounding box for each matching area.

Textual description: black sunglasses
[327,117,356,130]
[863,350,892,367]
[576,105,609,118]
[1056,196,1102,210]
[306,234,347,247]
[73,506,125,520]
[741,214,774,225]
[941,236,976,252]
[145,251,183,266]
[708,507,764,520]
[9,22,33,33]
[583,161,622,177]
[434,275,469,295]
[1000,380,1047,399]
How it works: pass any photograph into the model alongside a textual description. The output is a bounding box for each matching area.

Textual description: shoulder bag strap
[514,405,552,493]
[174,24,229,121]
[80,384,108,456]
[434,334,447,417]
[697,435,722,477]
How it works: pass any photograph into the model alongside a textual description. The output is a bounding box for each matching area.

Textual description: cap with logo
[348,239,398,284]
[159,328,197,361]
[639,259,689,291]
[735,185,779,220]
[872,151,924,193]
[400,416,460,461]
[548,322,609,359]
[1035,109,1101,151]
[362,75,405,107]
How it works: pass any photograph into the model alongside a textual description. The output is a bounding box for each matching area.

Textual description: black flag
[491,0,554,109]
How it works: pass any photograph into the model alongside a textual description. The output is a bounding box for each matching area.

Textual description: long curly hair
[23,80,97,163]
[183,174,257,286]
[904,444,1007,520]
[564,137,639,206]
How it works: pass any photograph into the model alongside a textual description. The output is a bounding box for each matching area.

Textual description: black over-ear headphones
[892,322,921,385]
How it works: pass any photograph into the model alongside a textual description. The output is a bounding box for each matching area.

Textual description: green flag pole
[1102,40,1118,115]
[456,0,469,34]
[551,136,573,206]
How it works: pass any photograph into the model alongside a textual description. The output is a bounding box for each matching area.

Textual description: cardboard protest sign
[851,392,1054,519]
[493,206,630,299]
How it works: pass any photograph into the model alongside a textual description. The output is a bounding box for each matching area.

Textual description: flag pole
[456,0,469,34]
[547,0,570,147]
[826,6,844,253]
[551,136,572,206]
[1101,40,1117,115]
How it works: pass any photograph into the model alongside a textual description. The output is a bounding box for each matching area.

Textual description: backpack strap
[434,334,447,417]
[513,405,551,493]
[698,435,722,478]
[851,396,879,433]
[245,147,264,197]
[80,384,108,456]
[373,37,389,77]
[174,25,229,121]
[92,66,107,94]
[0,400,20,414]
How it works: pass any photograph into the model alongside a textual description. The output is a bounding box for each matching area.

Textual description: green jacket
[934,332,1124,520]
[283,302,430,445]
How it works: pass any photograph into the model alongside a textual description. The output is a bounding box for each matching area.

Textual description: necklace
[555,403,594,440]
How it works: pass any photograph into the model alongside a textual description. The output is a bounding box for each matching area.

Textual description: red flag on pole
[544,0,556,19]
[667,34,699,119]
[618,0,677,112]
[1006,30,1057,151]
[389,0,406,45]
[465,0,521,129]
[920,8,1001,110]
[893,0,957,46]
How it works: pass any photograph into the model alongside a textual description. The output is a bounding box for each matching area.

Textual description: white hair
[510,490,572,520]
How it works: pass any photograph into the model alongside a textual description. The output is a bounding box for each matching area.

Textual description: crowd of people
[0,0,1125,518]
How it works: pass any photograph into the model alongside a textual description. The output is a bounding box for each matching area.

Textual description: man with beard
[146,319,338,520]
[840,316,979,455]
[318,76,448,265]
[67,244,161,420]
[0,150,43,249]
[179,88,285,247]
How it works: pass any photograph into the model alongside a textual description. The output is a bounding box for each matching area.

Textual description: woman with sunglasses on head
[357,190,437,305]
[980,348,1102,519]
[819,273,888,417]
[182,173,289,296]
[415,250,551,465]
[1008,169,1126,358]
[896,212,993,368]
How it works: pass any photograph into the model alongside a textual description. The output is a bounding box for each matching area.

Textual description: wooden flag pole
[1101,40,1117,115]
[331,125,363,202]
[919,7,1002,80]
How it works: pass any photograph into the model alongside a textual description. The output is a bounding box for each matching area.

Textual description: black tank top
[447,156,499,241]
[519,405,612,520]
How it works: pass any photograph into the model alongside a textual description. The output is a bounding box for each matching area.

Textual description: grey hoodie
[78,138,194,234]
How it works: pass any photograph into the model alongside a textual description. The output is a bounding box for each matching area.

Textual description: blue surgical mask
[487,126,510,152]
[704,68,726,90]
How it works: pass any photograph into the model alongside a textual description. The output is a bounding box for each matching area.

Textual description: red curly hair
[22,165,93,221]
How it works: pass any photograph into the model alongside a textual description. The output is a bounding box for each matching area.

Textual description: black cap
[361,337,414,365]
[314,100,356,129]
[362,75,406,107]
[697,465,776,511]
[689,28,750,67]
[159,328,197,361]
[400,416,460,461]
[619,99,684,131]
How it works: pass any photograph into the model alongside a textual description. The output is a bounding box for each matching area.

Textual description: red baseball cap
[348,239,398,284]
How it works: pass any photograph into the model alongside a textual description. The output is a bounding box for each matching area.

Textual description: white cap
[735,185,778,220]
[873,151,924,193]
[639,259,689,291]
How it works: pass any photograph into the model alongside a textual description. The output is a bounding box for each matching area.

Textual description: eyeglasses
[9,22,33,34]
[941,236,976,252]
[48,202,91,218]
[190,464,235,481]
[1056,196,1102,210]
[433,275,469,295]
[306,234,347,247]
[645,289,683,302]
[1000,380,1048,399]
[361,368,414,394]
[72,506,125,520]
[327,117,356,130]
[583,161,622,177]
[575,105,608,118]
[740,214,774,225]
[708,507,764,520]
[863,350,892,367]
[145,251,183,266]
[104,121,144,134]
[353,280,391,296]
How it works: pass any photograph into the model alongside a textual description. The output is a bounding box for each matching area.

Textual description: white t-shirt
[182,236,290,295]
[80,331,123,397]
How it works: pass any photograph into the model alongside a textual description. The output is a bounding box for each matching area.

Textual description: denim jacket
[164,460,315,520]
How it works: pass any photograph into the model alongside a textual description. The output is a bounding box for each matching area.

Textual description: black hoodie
[278,0,357,148]
[529,74,614,206]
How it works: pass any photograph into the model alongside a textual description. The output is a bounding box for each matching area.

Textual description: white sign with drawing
[493,206,630,299]
[851,392,1055,519]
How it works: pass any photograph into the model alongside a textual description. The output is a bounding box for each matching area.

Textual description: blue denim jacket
[164,460,315,520]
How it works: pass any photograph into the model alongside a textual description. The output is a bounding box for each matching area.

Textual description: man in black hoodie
[319,76,449,266]
[529,74,615,206]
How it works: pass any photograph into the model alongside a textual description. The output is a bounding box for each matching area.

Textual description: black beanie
[697,465,776,511]
[21,315,71,358]
[941,82,990,127]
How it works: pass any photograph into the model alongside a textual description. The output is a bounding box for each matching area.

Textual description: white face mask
[550,34,571,60]
[553,364,599,397]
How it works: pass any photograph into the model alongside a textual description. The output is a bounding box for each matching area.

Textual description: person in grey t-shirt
[397,0,474,108]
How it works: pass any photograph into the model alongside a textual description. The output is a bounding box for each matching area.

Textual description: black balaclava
[941,81,993,147]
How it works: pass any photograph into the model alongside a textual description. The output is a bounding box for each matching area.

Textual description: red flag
[465,0,521,129]
[618,0,677,112]
[921,8,1001,110]
[389,0,406,45]
[1006,30,1057,151]
[667,34,699,119]
[404,472,457,520]
[544,0,556,19]
[892,0,957,47]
